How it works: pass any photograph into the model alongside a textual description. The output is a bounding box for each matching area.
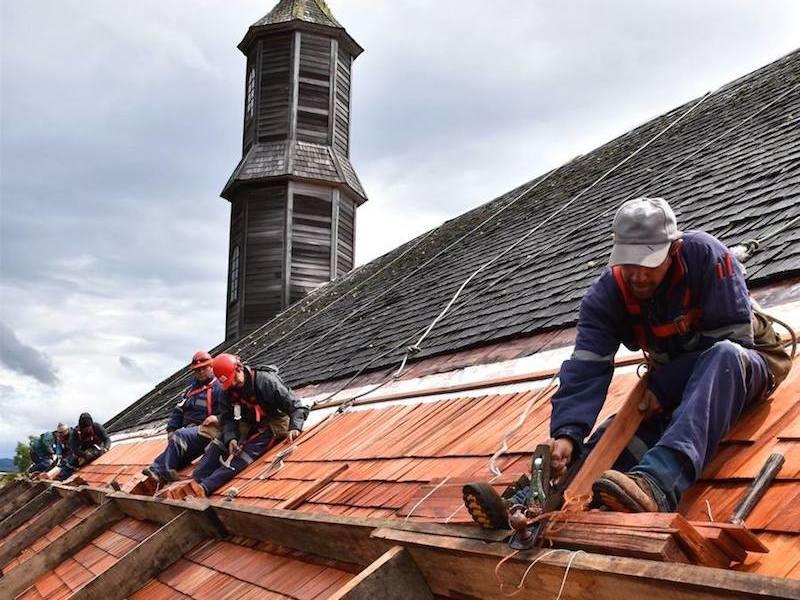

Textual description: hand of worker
[638,389,663,419]
[167,431,175,441]
[547,437,575,482]
[201,415,219,427]
[286,430,301,443]
[228,439,241,455]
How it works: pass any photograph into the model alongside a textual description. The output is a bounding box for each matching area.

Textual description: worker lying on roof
[177,353,308,497]
[142,351,224,484]
[466,197,791,526]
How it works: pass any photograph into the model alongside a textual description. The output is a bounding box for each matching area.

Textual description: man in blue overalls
[143,351,224,483]
[466,197,790,525]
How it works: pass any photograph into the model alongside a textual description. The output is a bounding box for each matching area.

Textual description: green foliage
[12,438,33,472]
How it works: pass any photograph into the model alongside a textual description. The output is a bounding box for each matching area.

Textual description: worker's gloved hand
[228,439,241,455]
[638,389,663,419]
[547,437,575,482]
[167,431,175,441]
[286,430,301,443]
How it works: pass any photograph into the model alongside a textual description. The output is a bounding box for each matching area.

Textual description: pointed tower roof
[253,0,342,29]
[239,0,363,57]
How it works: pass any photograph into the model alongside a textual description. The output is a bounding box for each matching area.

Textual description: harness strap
[611,241,702,348]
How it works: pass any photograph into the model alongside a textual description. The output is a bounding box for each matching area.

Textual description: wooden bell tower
[222,0,368,340]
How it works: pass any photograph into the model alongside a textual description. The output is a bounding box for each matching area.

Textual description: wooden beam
[0,500,123,597]
[276,463,348,510]
[71,510,220,600]
[372,527,799,600]
[108,492,196,525]
[0,487,56,539]
[211,502,392,567]
[326,546,434,600]
[565,374,650,506]
[0,482,43,521]
[0,493,85,570]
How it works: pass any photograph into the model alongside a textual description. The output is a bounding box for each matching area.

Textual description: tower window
[246,68,255,118]
[229,245,240,303]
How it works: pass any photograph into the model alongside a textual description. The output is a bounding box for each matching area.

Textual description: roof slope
[107,49,800,433]
[83,356,800,579]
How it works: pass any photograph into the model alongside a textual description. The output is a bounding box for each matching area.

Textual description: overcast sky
[1,0,798,458]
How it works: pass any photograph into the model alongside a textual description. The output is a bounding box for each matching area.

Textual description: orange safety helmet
[190,351,213,370]
[213,353,240,390]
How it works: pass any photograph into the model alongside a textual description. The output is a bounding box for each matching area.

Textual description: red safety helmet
[213,353,241,390]
[190,351,213,370]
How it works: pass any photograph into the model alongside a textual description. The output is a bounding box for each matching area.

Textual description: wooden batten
[0,500,124,597]
[372,528,799,600]
[326,546,434,600]
[71,510,220,600]
[0,493,86,570]
[0,487,56,540]
[108,492,195,525]
[0,481,43,521]
[0,479,27,504]
[210,502,391,567]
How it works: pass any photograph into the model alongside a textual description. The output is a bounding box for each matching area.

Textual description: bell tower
[222,0,368,340]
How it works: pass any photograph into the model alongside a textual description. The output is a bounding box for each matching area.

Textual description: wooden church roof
[106,48,800,434]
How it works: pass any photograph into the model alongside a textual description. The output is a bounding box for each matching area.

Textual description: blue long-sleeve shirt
[167,377,224,432]
[550,231,753,445]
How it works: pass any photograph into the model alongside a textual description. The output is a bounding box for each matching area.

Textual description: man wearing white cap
[547,197,790,512]
[464,197,790,526]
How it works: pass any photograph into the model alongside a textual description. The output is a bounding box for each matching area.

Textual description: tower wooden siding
[223,0,367,340]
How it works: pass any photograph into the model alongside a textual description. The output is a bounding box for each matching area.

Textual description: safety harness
[184,380,216,417]
[611,240,702,351]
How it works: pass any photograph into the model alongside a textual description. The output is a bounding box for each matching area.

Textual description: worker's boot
[462,474,530,530]
[592,470,671,512]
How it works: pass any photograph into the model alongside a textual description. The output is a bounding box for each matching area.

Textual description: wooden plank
[372,528,800,600]
[0,500,123,597]
[565,375,650,507]
[277,463,349,510]
[544,522,689,563]
[694,525,748,563]
[0,493,85,569]
[0,479,26,504]
[71,510,220,600]
[326,546,434,600]
[0,487,56,539]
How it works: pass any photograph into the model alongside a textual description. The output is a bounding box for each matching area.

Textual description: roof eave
[238,21,364,58]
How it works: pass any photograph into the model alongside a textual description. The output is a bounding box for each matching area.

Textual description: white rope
[489,373,559,476]
[403,476,452,523]
[554,550,584,600]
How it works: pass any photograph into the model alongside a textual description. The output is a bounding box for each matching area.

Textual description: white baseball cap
[609,197,681,267]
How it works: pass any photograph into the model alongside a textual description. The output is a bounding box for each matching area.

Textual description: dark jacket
[220,367,308,446]
[550,231,756,445]
[167,377,224,432]
[69,421,111,457]
[30,432,55,463]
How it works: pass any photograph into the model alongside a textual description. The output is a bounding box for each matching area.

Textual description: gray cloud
[0,322,60,385]
[119,355,144,375]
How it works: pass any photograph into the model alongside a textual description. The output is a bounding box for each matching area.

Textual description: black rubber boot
[462,474,530,530]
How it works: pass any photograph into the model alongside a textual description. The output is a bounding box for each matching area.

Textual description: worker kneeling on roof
[185,353,308,497]
[55,413,111,481]
[143,351,224,483]
[466,197,791,526]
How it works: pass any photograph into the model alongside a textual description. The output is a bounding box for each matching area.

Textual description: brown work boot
[592,470,670,512]
[463,474,530,530]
